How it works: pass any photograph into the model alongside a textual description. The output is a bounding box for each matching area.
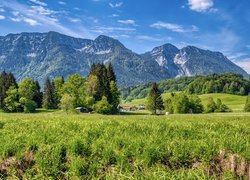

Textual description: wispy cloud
[58,1,66,5]
[227,52,248,61]
[30,5,58,16]
[23,18,40,26]
[0,15,5,20]
[0,0,93,38]
[136,35,163,42]
[112,14,119,17]
[68,18,81,23]
[10,15,39,26]
[0,8,5,12]
[74,7,80,11]
[111,34,130,39]
[118,19,135,25]
[233,59,250,73]
[188,0,214,12]
[29,0,47,7]
[91,26,136,34]
[150,21,199,33]
[201,29,240,52]
[109,2,123,8]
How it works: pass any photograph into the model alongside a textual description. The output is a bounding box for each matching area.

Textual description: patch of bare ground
[0,151,35,179]
[195,150,249,178]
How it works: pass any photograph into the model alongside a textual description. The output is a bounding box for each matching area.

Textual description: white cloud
[0,8,5,12]
[118,19,135,25]
[150,21,199,33]
[68,18,81,23]
[74,7,80,11]
[136,35,163,42]
[91,26,136,34]
[233,59,250,73]
[10,17,22,22]
[29,0,47,6]
[111,34,130,38]
[109,2,123,8]
[86,16,99,23]
[58,1,66,5]
[30,6,57,16]
[9,11,40,26]
[227,52,248,60]
[201,29,240,51]
[0,15,5,20]
[112,14,119,17]
[188,0,214,12]
[23,17,40,26]
[1,0,93,38]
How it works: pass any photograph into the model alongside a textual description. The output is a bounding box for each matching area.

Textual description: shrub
[19,97,37,113]
[165,93,204,114]
[93,96,112,114]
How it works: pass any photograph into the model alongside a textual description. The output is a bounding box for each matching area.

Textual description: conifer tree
[89,64,111,102]
[43,78,57,109]
[87,63,120,114]
[107,63,116,82]
[0,71,17,109]
[109,80,120,113]
[146,82,164,114]
[33,80,43,108]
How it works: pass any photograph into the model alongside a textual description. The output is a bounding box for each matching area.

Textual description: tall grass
[0,113,249,178]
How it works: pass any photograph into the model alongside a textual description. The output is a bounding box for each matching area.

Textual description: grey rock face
[0,31,248,87]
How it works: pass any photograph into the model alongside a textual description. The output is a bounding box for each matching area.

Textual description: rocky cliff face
[0,31,248,87]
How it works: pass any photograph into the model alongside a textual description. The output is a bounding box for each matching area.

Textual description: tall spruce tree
[109,80,120,113]
[146,82,164,115]
[43,78,57,109]
[0,71,17,109]
[33,80,43,108]
[89,64,111,102]
[107,63,116,82]
[87,63,120,114]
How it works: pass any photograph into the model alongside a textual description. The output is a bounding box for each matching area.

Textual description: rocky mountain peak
[0,31,248,87]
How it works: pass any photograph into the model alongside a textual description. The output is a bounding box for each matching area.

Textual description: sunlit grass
[0,112,249,178]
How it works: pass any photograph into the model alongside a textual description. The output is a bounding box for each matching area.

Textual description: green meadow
[123,93,247,112]
[0,109,250,179]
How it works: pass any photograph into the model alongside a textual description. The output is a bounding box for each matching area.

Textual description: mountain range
[0,31,248,87]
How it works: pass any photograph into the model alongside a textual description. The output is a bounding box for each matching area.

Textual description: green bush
[206,97,231,113]
[19,97,37,113]
[165,93,204,114]
[93,96,112,114]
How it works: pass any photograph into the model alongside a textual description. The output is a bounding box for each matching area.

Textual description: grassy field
[122,93,247,112]
[0,111,250,179]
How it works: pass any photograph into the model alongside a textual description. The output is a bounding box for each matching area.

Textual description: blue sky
[0,0,250,73]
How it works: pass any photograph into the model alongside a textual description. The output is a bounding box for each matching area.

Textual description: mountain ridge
[0,31,248,87]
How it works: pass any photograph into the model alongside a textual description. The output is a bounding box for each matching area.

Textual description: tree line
[123,73,250,102]
[146,82,250,114]
[186,73,250,95]
[0,63,120,114]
